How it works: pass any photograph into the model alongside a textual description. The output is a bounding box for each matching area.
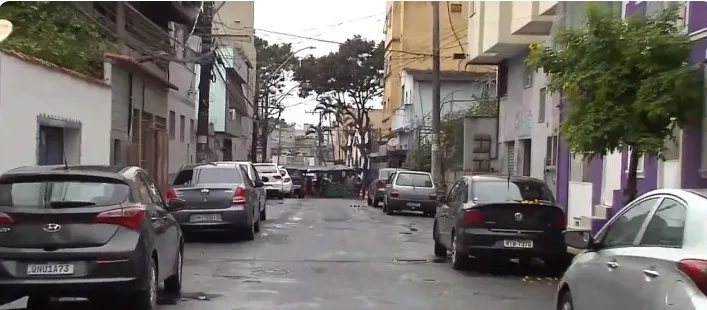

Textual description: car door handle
[606,261,619,269]
[642,269,659,278]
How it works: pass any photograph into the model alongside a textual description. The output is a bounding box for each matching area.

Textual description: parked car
[253,163,284,199]
[558,188,704,310]
[432,175,569,273]
[0,165,186,310]
[217,161,267,221]
[285,168,305,198]
[167,162,262,240]
[279,168,294,197]
[382,170,437,217]
[368,168,406,208]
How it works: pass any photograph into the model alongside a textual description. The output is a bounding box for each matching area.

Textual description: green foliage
[527,4,702,202]
[293,35,385,169]
[403,141,431,172]
[255,36,295,109]
[0,1,104,77]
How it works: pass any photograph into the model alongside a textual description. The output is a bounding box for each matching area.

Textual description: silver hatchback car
[558,188,707,310]
[382,171,437,217]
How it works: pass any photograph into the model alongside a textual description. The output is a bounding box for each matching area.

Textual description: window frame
[595,195,664,249]
[637,196,687,249]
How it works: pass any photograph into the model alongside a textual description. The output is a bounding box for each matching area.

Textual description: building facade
[0,51,112,173]
[468,1,707,232]
[382,1,492,133]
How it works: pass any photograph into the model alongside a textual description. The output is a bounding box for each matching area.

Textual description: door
[572,197,661,310]
[438,181,461,248]
[248,164,265,211]
[38,125,65,165]
[522,139,531,176]
[238,166,258,221]
[626,197,687,310]
[135,172,171,280]
[143,172,180,279]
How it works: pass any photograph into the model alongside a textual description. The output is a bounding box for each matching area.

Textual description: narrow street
[2,198,559,310]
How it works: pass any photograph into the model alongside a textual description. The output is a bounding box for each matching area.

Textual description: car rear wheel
[433,222,447,257]
[451,233,469,270]
[26,294,51,310]
[260,206,267,221]
[164,247,183,296]
[367,196,372,206]
[243,217,256,241]
[557,289,573,310]
[133,258,158,310]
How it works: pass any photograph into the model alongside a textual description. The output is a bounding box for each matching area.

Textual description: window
[640,198,685,247]
[473,135,492,153]
[454,181,468,202]
[179,115,186,142]
[538,88,546,123]
[546,136,558,167]
[394,173,433,187]
[445,182,460,202]
[469,1,476,17]
[254,164,279,174]
[524,65,533,88]
[449,3,463,13]
[194,167,243,184]
[169,111,176,140]
[601,197,659,248]
[142,173,166,206]
[569,155,591,183]
[625,147,645,174]
[0,179,129,208]
[190,119,196,143]
[662,125,680,161]
[472,180,555,204]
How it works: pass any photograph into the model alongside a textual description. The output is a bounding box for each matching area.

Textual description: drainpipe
[138,83,145,167]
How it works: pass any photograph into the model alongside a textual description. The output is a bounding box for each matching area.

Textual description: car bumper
[387,198,436,212]
[457,228,567,258]
[263,182,284,193]
[173,205,250,232]
[283,182,293,192]
[372,188,386,200]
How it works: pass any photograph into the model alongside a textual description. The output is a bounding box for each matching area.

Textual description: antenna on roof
[62,127,69,170]
[507,172,511,190]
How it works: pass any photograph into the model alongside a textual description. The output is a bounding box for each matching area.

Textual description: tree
[527,4,702,204]
[0,1,104,77]
[293,35,384,172]
[254,36,297,161]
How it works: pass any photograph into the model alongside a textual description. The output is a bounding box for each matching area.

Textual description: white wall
[0,52,112,173]
[168,61,197,173]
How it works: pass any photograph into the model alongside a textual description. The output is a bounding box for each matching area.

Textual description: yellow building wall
[382,1,492,131]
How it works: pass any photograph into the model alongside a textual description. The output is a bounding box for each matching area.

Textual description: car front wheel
[557,289,573,310]
[164,247,183,296]
[132,258,158,310]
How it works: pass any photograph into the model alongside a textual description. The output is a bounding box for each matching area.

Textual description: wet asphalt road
[1,198,559,310]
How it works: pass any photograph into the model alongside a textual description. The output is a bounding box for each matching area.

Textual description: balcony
[467,1,552,64]
[511,1,555,35]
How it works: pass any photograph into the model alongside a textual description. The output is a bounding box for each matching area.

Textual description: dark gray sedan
[0,165,185,310]
[167,163,263,240]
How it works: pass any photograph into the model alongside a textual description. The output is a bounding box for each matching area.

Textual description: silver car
[382,171,437,217]
[559,188,707,310]
[253,163,284,199]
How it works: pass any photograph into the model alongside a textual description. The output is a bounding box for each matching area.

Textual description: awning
[104,53,179,90]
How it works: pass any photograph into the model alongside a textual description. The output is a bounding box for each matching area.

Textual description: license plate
[190,214,222,222]
[407,202,421,207]
[27,263,74,276]
[503,240,533,249]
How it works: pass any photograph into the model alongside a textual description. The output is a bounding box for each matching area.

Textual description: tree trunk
[260,118,268,162]
[623,150,640,205]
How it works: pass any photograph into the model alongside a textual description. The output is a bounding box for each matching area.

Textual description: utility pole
[250,90,259,162]
[196,1,215,163]
[430,1,443,188]
[260,95,269,163]
[276,122,283,165]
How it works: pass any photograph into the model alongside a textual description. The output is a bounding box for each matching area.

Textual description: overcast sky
[254,0,385,126]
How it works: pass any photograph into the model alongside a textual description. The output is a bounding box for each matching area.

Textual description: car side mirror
[261,176,269,182]
[166,198,186,212]
[563,230,594,250]
[254,180,264,188]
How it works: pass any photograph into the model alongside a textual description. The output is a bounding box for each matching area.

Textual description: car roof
[253,163,277,166]
[0,165,134,182]
[395,170,431,176]
[469,174,546,184]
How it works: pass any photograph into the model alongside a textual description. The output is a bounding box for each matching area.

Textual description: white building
[0,51,112,173]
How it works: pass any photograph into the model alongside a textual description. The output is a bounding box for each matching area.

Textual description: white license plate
[407,202,421,207]
[503,240,533,249]
[27,263,74,276]
[190,214,222,222]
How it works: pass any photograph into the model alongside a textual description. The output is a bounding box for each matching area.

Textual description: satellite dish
[0,20,12,43]
[387,137,399,147]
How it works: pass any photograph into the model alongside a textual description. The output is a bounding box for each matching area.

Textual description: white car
[279,168,293,197]
[253,163,284,199]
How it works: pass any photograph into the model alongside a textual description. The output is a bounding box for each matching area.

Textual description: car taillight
[273,175,282,180]
[678,259,707,295]
[429,192,437,200]
[557,212,567,228]
[165,186,178,200]
[463,209,483,225]
[390,189,399,197]
[233,185,246,205]
[94,206,146,230]
[376,180,385,187]
[284,178,291,182]
[0,212,13,224]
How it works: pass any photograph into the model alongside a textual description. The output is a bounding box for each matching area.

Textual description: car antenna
[62,127,69,170]
[507,173,511,190]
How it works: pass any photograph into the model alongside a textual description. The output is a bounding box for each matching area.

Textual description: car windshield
[473,181,555,203]
[0,180,129,208]
[286,169,301,177]
[254,165,279,174]
[195,167,242,184]
[395,173,433,187]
